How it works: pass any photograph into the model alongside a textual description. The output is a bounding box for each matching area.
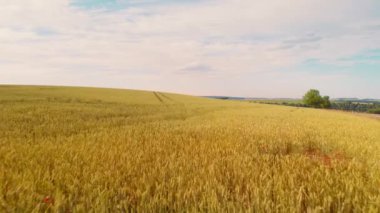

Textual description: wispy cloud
[0,0,379,98]
[178,62,213,73]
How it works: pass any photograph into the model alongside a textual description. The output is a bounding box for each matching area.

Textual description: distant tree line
[302,89,380,114]
[330,101,380,113]
[254,89,380,114]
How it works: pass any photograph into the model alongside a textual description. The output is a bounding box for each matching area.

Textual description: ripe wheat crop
[1,85,380,212]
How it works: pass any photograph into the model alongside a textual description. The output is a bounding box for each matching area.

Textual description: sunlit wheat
[1,86,380,212]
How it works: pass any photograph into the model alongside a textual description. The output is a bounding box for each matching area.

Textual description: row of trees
[330,102,380,113]
[253,89,380,114]
[302,89,380,114]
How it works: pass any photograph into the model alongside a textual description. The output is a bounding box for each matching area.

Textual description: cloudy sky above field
[1,0,380,98]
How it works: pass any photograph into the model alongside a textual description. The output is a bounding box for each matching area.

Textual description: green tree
[368,108,380,114]
[321,96,331,108]
[303,89,331,108]
[303,89,322,107]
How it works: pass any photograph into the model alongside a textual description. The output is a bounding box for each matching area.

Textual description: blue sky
[71,0,120,9]
[71,0,198,10]
[0,0,379,98]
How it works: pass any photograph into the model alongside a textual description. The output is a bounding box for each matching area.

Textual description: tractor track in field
[153,92,179,104]
[158,92,176,102]
[153,92,164,103]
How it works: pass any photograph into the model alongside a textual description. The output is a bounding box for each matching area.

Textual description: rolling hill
[1,85,380,212]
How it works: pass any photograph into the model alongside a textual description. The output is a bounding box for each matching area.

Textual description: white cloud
[0,0,379,98]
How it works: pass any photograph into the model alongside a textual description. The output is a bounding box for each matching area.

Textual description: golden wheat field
[0,85,380,212]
